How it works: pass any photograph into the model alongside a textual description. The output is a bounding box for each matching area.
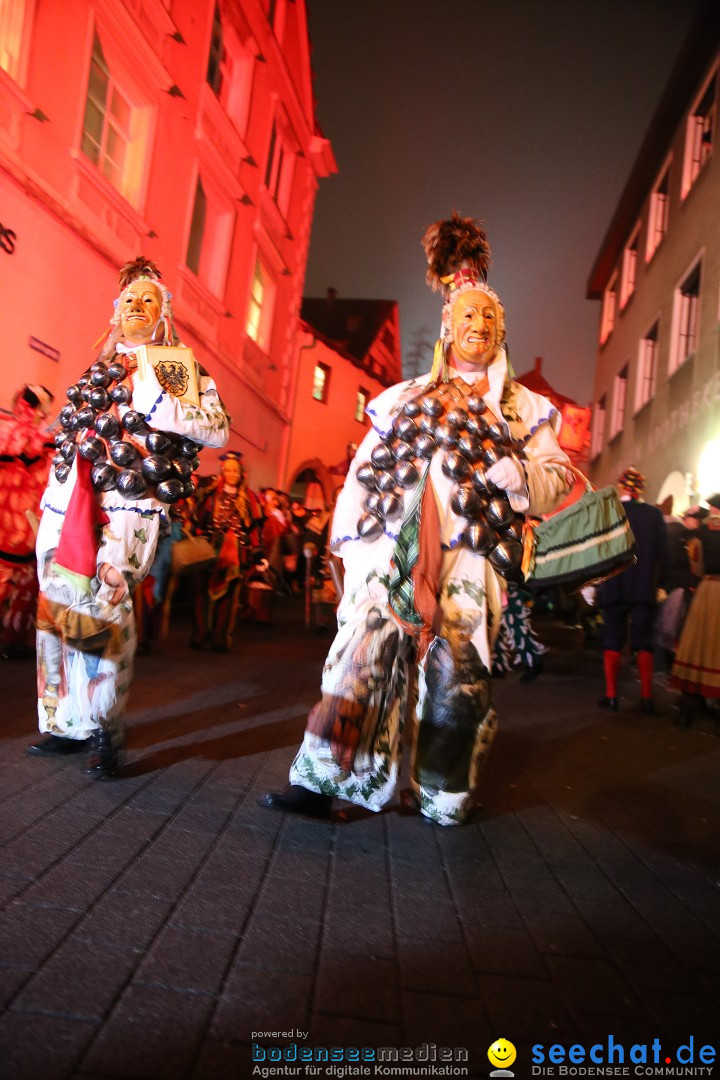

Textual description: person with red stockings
[597,467,668,713]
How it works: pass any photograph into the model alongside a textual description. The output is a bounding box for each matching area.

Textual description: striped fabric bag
[522,474,636,593]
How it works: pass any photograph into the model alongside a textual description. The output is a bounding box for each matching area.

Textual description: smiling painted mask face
[450,288,501,371]
[119,280,163,345]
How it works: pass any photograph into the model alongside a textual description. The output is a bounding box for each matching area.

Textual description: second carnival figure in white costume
[29,257,229,777]
[264,214,573,824]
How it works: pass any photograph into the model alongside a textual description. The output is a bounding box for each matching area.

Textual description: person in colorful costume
[29,257,229,775]
[263,214,573,824]
[0,385,54,656]
[190,451,262,650]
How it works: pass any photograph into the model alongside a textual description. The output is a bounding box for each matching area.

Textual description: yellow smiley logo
[488,1038,517,1070]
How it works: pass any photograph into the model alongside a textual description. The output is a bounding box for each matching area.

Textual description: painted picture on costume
[135,345,200,407]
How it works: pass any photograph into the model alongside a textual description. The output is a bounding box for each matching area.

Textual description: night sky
[303,0,702,405]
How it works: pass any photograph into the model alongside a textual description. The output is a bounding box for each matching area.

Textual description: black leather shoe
[260,785,333,819]
[520,661,544,684]
[85,730,123,778]
[639,698,655,715]
[27,734,91,756]
[598,696,619,712]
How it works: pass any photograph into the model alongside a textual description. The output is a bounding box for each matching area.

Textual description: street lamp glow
[697,437,720,499]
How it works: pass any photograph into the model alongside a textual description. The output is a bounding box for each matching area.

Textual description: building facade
[586,2,719,510]
[283,291,403,506]
[0,0,335,487]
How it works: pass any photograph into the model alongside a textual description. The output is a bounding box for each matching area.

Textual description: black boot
[27,734,91,756]
[85,729,123,778]
[260,785,333,819]
[598,695,619,712]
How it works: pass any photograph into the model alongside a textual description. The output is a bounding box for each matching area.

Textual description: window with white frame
[682,67,716,199]
[634,320,659,413]
[591,396,606,459]
[264,116,295,218]
[312,362,330,404]
[646,158,670,262]
[81,34,135,198]
[355,387,369,423]
[185,174,235,298]
[600,271,618,345]
[670,259,702,373]
[610,367,628,438]
[245,256,276,352]
[205,4,254,135]
[620,223,640,310]
[0,0,34,82]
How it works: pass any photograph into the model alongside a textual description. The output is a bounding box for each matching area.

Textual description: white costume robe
[290,349,572,824]
[36,361,229,745]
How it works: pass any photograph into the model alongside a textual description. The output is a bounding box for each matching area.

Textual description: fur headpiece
[421,212,491,295]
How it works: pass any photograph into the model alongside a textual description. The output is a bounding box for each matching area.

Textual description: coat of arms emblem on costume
[156,360,189,398]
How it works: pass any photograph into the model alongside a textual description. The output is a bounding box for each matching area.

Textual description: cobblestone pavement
[1,601,719,1079]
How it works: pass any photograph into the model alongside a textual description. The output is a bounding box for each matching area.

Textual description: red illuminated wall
[0,0,335,486]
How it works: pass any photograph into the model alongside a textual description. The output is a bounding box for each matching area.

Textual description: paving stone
[135,925,237,994]
[314,947,399,1023]
[211,965,312,1041]
[545,954,646,1017]
[401,990,490,1060]
[236,912,321,975]
[191,1038,251,1079]
[392,889,464,942]
[520,908,604,958]
[0,1012,97,1080]
[12,940,139,1020]
[396,935,476,994]
[0,901,81,966]
[465,922,547,977]
[80,985,213,1077]
[0,965,33,1010]
[479,972,577,1043]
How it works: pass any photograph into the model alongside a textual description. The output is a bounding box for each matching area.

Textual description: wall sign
[0,221,16,254]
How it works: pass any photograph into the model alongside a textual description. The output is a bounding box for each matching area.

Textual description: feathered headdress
[117,255,163,291]
[421,212,491,295]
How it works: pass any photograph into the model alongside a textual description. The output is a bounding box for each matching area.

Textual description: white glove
[485,456,526,495]
[485,455,528,513]
[580,585,597,607]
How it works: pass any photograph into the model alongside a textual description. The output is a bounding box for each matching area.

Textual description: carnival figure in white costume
[29,257,229,776]
[263,215,573,825]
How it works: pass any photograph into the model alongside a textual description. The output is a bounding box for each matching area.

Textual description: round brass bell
[394,441,415,462]
[502,517,524,542]
[462,521,494,554]
[364,491,383,515]
[457,435,484,462]
[466,414,488,438]
[466,394,485,414]
[419,414,438,435]
[482,444,505,469]
[435,423,459,450]
[420,395,444,418]
[413,432,437,459]
[393,414,418,442]
[489,538,523,574]
[356,463,379,490]
[357,513,384,541]
[402,399,422,418]
[446,407,469,429]
[394,460,420,488]
[486,495,514,528]
[487,421,509,445]
[379,492,403,520]
[376,470,397,492]
[451,486,483,519]
[371,442,395,470]
[470,468,494,496]
[54,462,72,484]
[442,452,470,482]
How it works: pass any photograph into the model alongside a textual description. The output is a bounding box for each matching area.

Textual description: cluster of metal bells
[52,358,200,504]
[355,380,525,576]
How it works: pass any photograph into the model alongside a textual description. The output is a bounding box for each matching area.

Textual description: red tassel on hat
[52,455,109,593]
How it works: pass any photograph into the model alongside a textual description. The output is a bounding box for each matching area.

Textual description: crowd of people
[5,233,720,812]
